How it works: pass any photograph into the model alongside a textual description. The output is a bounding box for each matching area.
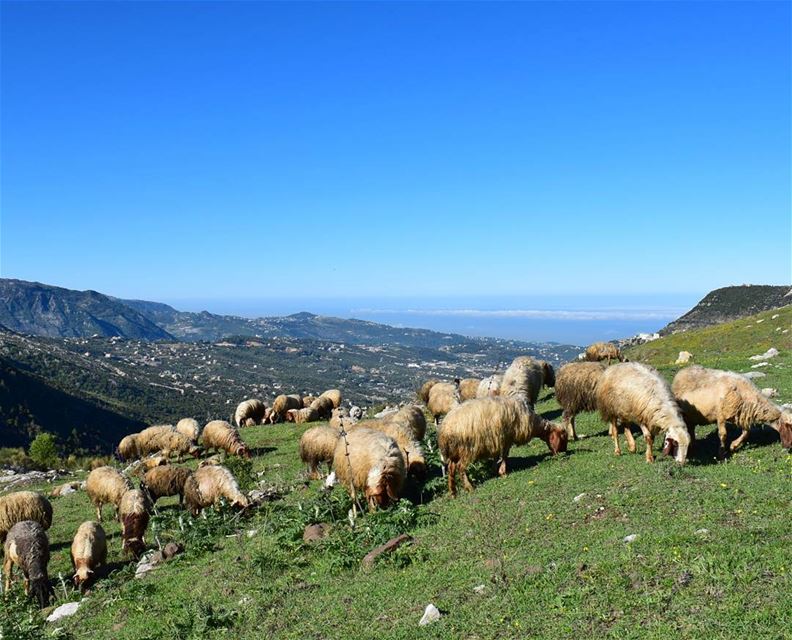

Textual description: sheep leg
[447,461,457,496]
[717,419,729,459]
[611,421,622,455]
[497,458,508,477]
[460,465,475,493]
[623,424,637,453]
[730,428,750,452]
[563,410,577,440]
[3,555,13,594]
[95,503,103,522]
[639,425,654,463]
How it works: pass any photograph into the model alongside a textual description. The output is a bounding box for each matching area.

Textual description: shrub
[28,433,60,469]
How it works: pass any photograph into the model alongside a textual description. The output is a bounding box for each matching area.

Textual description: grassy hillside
[2,311,790,639]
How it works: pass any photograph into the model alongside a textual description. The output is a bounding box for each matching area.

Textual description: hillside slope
[660,284,791,335]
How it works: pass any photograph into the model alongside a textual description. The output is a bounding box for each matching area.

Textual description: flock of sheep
[1,342,791,611]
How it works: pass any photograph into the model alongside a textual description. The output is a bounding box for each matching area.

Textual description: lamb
[309,395,334,420]
[585,341,625,364]
[671,365,792,457]
[119,489,150,558]
[183,465,249,515]
[234,399,268,427]
[476,374,503,398]
[427,381,461,425]
[458,378,481,401]
[3,521,54,608]
[70,521,107,592]
[141,465,192,505]
[438,396,568,495]
[596,362,690,464]
[286,407,320,424]
[417,379,440,404]
[554,362,607,440]
[175,418,201,442]
[319,389,342,409]
[201,420,251,458]
[139,429,200,461]
[500,356,555,409]
[384,404,427,441]
[332,428,406,512]
[299,425,341,479]
[0,491,53,543]
[86,466,133,521]
[270,395,303,423]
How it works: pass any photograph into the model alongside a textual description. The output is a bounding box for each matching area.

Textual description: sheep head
[777,413,792,449]
[73,566,94,591]
[542,424,568,454]
[29,577,54,609]
[542,362,556,388]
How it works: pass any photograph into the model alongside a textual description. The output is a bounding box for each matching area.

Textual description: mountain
[660,285,791,335]
[0,279,173,340]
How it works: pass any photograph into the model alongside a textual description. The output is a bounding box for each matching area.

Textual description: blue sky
[1,1,790,305]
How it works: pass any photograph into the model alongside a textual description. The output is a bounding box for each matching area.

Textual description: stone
[162,542,184,559]
[749,348,779,361]
[623,534,638,543]
[362,534,413,569]
[303,523,330,543]
[675,351,693,364]
[46,601,81,622]
[573,493,586,502]
[473,584,486,594]
[419,604,441,626]
[742,371,766,379]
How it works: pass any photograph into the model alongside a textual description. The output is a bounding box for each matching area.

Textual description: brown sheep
[417,379,440,405]
[234,399,268,427]
[183,465,249,516]
[270,395,302,423]
[458,378,480,401]
[585,341,625,364]
[299,425,341,479]
[119,489,150,559]
[384,405,427,441]
[70,521,107,592]
[141,465,192,505]
[3,520,54,608]
[0,492,53,544]
[476,374,503,398]
[438,396,567,495]
[286,407,320,424]
[319,389,342,409]
[117,434,141,461]
[175,418,201,442]
[302,395,317,408]
[671,365,792,457]
[202,420,251,458]
[500,356,555,409]
[86,467,133,522]
[309,395,334,420]
[139,430,200,461]
[427,382,461,425]
[596,363,690,463]
[554,362,607,440]
[332,428,406,512]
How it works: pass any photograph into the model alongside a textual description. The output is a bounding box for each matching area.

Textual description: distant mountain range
[660,285,791,335]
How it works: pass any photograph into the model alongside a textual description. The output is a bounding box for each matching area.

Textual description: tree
[28,433,60,469]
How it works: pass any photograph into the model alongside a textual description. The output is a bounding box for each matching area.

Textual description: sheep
[427,382,461,425]
[70,521,107,592]
[417,379,440,405]
[3,521,54,608]
[50,481,83,498]
[270,394,302,423]
[139,429,200,461]
[332,428,406,512]
[119,489,150,559]
[117,434,141,461]
[138,424,176,441]
[299,426,341,479]
[438,396,568,495]
[309,395,334,420]
[183,465,249,516]
[458,378,481,401]
[476,374,503,398]
[234,399,267,428]
[175,418,201,442]
[554,362,607,440]
[302,395,317,408]
[286,407,319,424]
[0,492,53,544]
[372,421,426,479]
[384,404,427,441]
[596,362,690,464]
[86,466,133,522]
[585,341,625,364]
[320,389,342,409]
[671,365,792,457]
[500,356,555,409]
[141,465,192,505]
[329,407,353,429]
[202,420,251,458]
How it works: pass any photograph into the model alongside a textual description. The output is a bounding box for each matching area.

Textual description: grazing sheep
[596,362,690,463]
[286,407,319,424]
[0,492,53,543]
[198,454,224,468]
[86,466,133,522]
[138,424,176,441]
[202,420,251,458]
[270,395,303,423]
[372,421,426,478]
[299,426,341,479]
[139,429,200,461]
[302,395,317,408]
[234,399,268,428]
[671,365,792,456]
[117,434,141,461]
[3,521,54,608]
[329,407,354,429]
[427,382,461,425]
[70,521,107,592]
[500,356,555,409]
[476,375,503,398]
[438,396,568,495]
[458,378,480,401]
[50,481,83,498]
[309,395,334,420]
[320,389,342,409]
[384,404,427,441]
[585,341,625,364]
[555,362,607,440]
[175,418,201,442]
[119,489,150,559]
[417,379,440,405]
[141,465,192,505]
[183,465,249,516]
[332,428,406,512]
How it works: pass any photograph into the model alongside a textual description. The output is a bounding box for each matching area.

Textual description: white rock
[675,351,693,365]
[755,319,764,324]
[573,493,587,502]
[46,601,81,622]
[761,388,778,398]
[751,362,770,368]
[695,528,709,536]
[473,584,486,595]
[623,534,638,543]
[742,371,766,379]
[134,551,159,578]
[749,348,779,361]
[324,471,337,488]
[772,314,780,319]
[419,603,442,626]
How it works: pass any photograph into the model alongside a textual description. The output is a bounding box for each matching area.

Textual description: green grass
[3,307,791,639]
